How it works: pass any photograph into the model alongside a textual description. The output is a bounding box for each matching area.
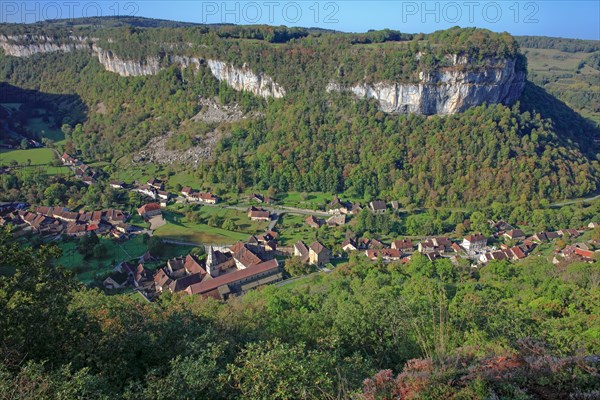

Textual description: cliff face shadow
[519,81,600,156]
[0,83,87,146]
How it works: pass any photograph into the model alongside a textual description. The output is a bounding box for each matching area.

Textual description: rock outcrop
[92,45,161,77]
[0,35,285,99]
[327,57,525,115]
[1,35,523,112]
[207,60,286,99]
[0,34,89,56]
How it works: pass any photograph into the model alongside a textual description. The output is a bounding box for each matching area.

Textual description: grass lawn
[56,235,193,284]
[524,48,589,73]
[111,165,207,192]
[56,236,149,284]
[25,117,65,145]
[155,223,249,245]
[87,161,109,168]
[0,148,56,165]
[0,148,71,177]
[154,208,265,245]
[277,192,333,210]
[166,171,204,191]
[523,47,600,124]
[277,213,318,246]
[167,204,270,233]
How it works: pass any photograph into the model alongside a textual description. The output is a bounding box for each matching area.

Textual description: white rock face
[0,34,88,56]
[0,34,523,111]
[207,59,286,99]
[93,45,161,77]
[328,58,525,115]
[0,35,285,99]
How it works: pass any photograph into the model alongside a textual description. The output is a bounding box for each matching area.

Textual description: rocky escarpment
[92,45,162,77]
[1,35,523,113]
[207,60,286,99]
[0,35,285,99]
[134,98,258,165]
[327,56,525,115]
[0,34,90,56]
[90,50,286,98]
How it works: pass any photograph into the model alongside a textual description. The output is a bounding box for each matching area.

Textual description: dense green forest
[516,36,600,53]
[0,23,598,206]
[0,228,598,399]
[202,91,598,205]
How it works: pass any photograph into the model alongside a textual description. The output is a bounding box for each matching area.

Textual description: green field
[56,235,191,284]
[111,163,208,192]
[111,162,163,185]
[154,208,267,245]
[1,103,66,145]
[56,236,149,284]
[0,148,56,165]
[524,48,590,72]
[165,170,204,191]
[277,192,334,210]
[0,148,71,177]
[25,117,65,144]
[277,213,318,246]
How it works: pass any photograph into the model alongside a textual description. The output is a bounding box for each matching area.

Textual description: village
[0,153,598,302]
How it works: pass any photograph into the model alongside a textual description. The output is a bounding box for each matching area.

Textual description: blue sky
[2,1,599,40]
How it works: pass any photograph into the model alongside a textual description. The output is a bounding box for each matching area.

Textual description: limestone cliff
[92,45,161,77]
[0,34,89,56]
[0,35,285,99]
[206,60,286,99]
[327,56,525,115]
[0,35,523,112]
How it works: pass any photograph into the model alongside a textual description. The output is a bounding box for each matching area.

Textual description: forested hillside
[0,228,598,399]
[517,35,600,124]
[0,22,599,206]
[1,19,600,399]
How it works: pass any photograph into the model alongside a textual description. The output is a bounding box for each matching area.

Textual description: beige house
[308,241,331,266]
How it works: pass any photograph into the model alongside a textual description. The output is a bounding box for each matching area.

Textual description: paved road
[162,239,234,249]
[267,217,278,231]
[551,191,600,207]
[176,197,330,218]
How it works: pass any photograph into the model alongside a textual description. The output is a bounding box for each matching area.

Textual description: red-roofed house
[137,203,161,218]
[181,186,193,197]
[305,215,321,229]
[248,207,270,221]
[342,238,357,252]
[461,234,487,253]
[574,247,596,260]
[365,248,401,261]
[185,259,282,299]
[391,239,413,252]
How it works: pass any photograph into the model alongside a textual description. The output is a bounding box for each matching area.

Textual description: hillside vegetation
[0,22,598,206]
[0,228,598,399]
[517,35,600,124]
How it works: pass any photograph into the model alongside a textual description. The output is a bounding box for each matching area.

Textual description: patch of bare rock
[134,98,257,166]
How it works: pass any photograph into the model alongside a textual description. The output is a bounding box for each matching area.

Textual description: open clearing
[56,236,149,284]
[0,148,71,177]
[153,209,266,245]
[0,148,56,165]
